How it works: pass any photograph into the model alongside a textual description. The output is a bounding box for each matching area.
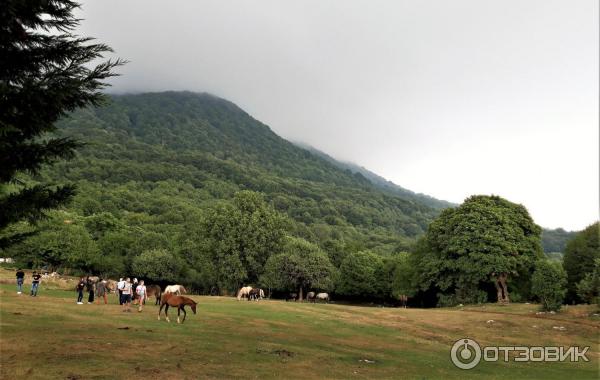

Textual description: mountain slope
[294,142,454,210]
[48,92,444,247]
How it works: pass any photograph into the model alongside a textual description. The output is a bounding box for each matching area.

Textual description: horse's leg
[158,302,164,320]
[181,306,187,323]
[165,304,170,323]
[177,306,181,324]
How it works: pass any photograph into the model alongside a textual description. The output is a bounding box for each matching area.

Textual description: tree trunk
[499,273,510,304]
[493,273,510,304]
[298,286,304,301]
[493,276,503,303]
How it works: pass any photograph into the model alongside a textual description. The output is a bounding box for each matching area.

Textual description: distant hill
[541,228,578,254]
[294,143,455,210]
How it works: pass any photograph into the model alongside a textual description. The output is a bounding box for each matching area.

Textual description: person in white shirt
[136,280,147,312]
[121,278,132,312]
[116,278,125,305]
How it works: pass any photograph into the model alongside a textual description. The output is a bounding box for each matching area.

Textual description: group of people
[76,276,148,313]
[114,277,148,313]
[15,269,41,296]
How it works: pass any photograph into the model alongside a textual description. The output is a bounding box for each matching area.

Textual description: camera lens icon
[451,338,482,369]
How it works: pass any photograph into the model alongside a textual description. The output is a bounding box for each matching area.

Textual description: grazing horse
[248,288,265,301]
[398,294,409,308]
[306,291,316,303]
[237,286,253,301]
[285,292,298,302]
[105,280,117,294]
[146,285,162,305]
[315,292,330,303]
[158,293,197,324]
[164,284,186,295]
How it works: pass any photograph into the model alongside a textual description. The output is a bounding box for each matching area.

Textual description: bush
[531,260,567,311]
[576,258,600,307]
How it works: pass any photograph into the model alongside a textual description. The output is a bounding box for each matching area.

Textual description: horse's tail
[180,285,187,294]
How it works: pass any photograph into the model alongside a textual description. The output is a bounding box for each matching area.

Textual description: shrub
[531,260,567,311]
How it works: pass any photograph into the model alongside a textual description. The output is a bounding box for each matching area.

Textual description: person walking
[136,280,147,312]
[132,278,139,305]
[96,279,108,305]
[116,277,125,305]
[30,271,41,296]
[86,276,95,304]
[76,277,85,304]
[16,269,25,294]
[121,277,132,312]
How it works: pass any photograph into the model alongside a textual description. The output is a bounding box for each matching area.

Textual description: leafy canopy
[412,195,543,305]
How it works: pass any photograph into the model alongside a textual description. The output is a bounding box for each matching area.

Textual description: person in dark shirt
[76,277,85,304]
[16,269,25,294]
[30,271,41,296]
[86,276,95,304]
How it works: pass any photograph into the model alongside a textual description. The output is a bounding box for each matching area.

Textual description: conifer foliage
[0,0,123,248]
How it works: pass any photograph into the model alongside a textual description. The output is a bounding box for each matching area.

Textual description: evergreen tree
[0,0,123,248]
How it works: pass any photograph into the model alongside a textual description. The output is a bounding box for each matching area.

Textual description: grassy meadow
[0,280,598,380]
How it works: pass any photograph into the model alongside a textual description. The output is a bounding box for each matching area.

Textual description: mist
[75,0,598,230]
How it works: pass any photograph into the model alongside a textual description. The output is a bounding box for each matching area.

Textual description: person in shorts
[116,277,125,305]
[121,277,132,312]
[136,280,147,312]
[96,279,108,304]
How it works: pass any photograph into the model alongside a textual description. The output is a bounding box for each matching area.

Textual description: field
[0,281,598,380]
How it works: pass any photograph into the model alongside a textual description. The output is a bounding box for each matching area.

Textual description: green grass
[0,284,598,379]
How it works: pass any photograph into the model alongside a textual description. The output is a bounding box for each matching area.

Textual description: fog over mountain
[75,0,598,230]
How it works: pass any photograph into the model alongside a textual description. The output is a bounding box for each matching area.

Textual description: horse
[157,293,197,324]
[237,286,253,301]
[285,292,298,302]
[105,280,117,294]
[248,288,265,301]
[146,285,162,305]
[315,292,330,303]
[306,291,316,303]
[164,284,186,295]
[398,294,408,308]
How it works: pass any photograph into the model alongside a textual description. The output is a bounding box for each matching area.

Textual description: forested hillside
[5,91,450,295]
[541,228,578,254]
[295,142,455,210]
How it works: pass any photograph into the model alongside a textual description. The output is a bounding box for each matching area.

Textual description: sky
[76,0,598,231]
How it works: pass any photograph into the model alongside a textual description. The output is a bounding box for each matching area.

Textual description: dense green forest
[4,92,443,295]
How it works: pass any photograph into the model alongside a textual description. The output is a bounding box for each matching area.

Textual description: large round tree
[414,195,543,305]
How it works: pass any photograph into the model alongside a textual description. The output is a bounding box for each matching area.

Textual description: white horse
[164,285,187,295]
[315,292,330,303]
[237,286,253,300]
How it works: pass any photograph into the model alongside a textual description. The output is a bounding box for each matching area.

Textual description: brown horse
[146,285,162,305]
[158,293,197,324]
